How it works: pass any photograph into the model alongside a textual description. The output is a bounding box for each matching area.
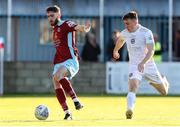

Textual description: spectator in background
[153,33,162,62]
[81,32,101,62]
[106,30,122,61]
[175,30,180,61]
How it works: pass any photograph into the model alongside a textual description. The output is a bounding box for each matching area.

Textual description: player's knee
[129,88,138,93]
[52,76,61,89]
[129,83,139,92]
[53,74,58,82]
[58,74,64,81]
[129,86,138,93]
[54,72,64,81]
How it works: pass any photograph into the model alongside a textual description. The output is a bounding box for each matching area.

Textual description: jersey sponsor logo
[67,21,76,27]
[131,38,135,44]
[54,39,61,46]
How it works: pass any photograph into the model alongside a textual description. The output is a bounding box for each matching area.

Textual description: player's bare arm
[138,43,155,72]
[113,35,125,60]
[75,20,91,32]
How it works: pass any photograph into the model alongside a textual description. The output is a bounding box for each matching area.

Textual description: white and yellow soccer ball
[34,104,49,120]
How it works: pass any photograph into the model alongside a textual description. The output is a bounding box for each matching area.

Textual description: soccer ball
[34,104,49,120]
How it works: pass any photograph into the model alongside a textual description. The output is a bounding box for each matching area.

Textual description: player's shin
[127,92,136,110]
[55,88,69,111]
[59,78,84,110]
[126,92,136,119]
[162,76,169,94]
[59,78,77,100]
[150,82,167,95]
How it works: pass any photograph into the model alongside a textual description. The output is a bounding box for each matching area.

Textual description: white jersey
[121,24,154,65]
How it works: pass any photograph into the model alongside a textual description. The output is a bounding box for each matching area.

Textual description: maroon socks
[59,78,77,99]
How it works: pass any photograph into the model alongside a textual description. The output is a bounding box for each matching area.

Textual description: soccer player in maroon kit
[46,5,91,120]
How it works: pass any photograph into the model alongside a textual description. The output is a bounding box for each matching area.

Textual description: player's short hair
[112,29,120,35]
[122,11,138,20]
[46,5,61,13]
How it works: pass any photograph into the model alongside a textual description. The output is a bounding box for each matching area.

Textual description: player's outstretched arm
[75,20,91,33]
[113,35,125,60]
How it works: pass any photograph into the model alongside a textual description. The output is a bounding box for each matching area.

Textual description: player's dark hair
[122,11,138,20]
[112,29,120,35]
[46,5,60,13]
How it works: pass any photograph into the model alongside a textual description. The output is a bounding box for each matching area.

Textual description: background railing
[0,15,174,61]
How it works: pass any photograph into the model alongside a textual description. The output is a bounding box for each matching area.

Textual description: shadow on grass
[1,93,180,98]
[0,118,125,123]
[0,120,58,123]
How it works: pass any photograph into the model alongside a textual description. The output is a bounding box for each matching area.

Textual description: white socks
[127,92,136,110]
[72,98,79,102]
[64,110,71,114]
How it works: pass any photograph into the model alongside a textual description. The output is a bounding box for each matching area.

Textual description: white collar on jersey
[128,24,141,33]
[57,20,65,26]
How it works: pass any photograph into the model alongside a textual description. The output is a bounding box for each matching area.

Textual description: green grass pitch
[0,94,180,126]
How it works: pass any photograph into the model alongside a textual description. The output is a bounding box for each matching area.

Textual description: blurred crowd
[80,29,180,62]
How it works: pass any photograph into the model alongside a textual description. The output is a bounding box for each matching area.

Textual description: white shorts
[53,59,79,79]
[128,62,163,84]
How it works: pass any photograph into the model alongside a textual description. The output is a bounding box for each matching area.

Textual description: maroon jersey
[52,20,79,64]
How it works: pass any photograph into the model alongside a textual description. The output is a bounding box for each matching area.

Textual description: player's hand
[85,20,91,32]
[113,51,120,60]
[138,62,145,73]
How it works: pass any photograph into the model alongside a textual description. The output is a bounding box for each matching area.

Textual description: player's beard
[50,20,54,26]
[51,18,59,26]
[50,18,59,27]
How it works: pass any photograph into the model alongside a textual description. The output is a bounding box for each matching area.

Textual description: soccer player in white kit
[113,11,169,119]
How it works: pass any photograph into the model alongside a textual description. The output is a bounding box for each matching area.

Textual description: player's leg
[126,65,142,119]
[52,76,72,120]
[148,75,169,95]
[126,78,140,119]
[54,61,83,110]
[55,67,77,99]
[161,74,169,94]
[144,64,169,95]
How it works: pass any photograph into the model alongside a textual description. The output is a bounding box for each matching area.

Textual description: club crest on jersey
[131,39,135,44]
[57,28,61,32]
